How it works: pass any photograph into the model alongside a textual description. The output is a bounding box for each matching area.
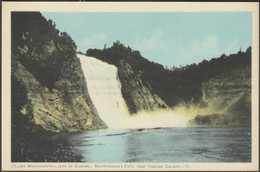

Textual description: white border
[2,2,259,171]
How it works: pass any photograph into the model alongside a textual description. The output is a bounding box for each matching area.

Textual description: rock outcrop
[190,62,251,127]
[86,42,251,128]
[118,60,168,114]
[86,42,168,114]
[11,12,106,133]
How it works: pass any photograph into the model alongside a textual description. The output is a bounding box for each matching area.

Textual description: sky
[42,12,252,67]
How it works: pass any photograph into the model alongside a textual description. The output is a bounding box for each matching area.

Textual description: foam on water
[78,54,191,129]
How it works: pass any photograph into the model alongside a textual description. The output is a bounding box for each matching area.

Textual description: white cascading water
[78,54,191,129]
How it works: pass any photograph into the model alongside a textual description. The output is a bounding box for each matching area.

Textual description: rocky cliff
[190,61,251,127]
[86,42,168,114]
[11,12,251,133]
[87,43,252,127]
[117,60,168,114]
[11,12,106,133]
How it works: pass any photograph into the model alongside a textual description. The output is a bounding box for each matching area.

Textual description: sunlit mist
[121,110,192,129]
[78,54,192,129]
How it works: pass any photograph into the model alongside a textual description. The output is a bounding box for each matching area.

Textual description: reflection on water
[64,127,251,163]
[12,132,84,162]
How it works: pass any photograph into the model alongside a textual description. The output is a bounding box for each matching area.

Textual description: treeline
[87,41,169,113]
[12,12,78,132]
[86,41,251,107]
[11,12,104,161]
[12,12,77,89]
[160,47,251,106]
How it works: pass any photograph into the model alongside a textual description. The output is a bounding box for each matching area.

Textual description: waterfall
[78,54,191,129]
[78,54,130,128]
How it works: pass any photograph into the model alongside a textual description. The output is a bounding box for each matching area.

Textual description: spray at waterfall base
[78,54,220,130]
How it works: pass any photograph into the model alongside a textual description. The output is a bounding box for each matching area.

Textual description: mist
[78,54,191,129]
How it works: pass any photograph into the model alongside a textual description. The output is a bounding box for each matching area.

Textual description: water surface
[64,127,251,163]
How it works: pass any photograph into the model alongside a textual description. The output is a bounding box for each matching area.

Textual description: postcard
[2,2,259,171]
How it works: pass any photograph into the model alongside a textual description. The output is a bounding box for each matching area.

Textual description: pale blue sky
[42,12,252,67]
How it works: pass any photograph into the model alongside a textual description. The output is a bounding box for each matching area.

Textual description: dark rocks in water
[191,114,223,126]
[151,127,164,130]
[133,127,169,132]
[105,133,127,137]
[137,128,145,132]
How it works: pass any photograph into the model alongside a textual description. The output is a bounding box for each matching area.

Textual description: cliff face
[191,62,251,127]
[118,60,168,114]
[11,12,106,133]
[12,59,106,132]
[11,12,251,131]
[86,42,168,114]
[87,43,251,127]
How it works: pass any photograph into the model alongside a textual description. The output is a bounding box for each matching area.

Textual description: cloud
[224,38,240,54]
[182,35,220,62]
[79,33,107,51]
[132,30,166,51]
[202,35,218,50]
[190,35,219,55]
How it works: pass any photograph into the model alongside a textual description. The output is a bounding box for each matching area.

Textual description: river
[74,54,251,163]
[63,127,251,163]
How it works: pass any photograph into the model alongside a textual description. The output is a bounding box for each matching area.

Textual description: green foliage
[87,42,251,127]
[157,47,251,106]
[87,41,251,108]
[191,92,251,128]
[88,41,251,127]
[87,41,168,113]
[12,12,77,89]
[11,12,107,161]
[11,11,106,133]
